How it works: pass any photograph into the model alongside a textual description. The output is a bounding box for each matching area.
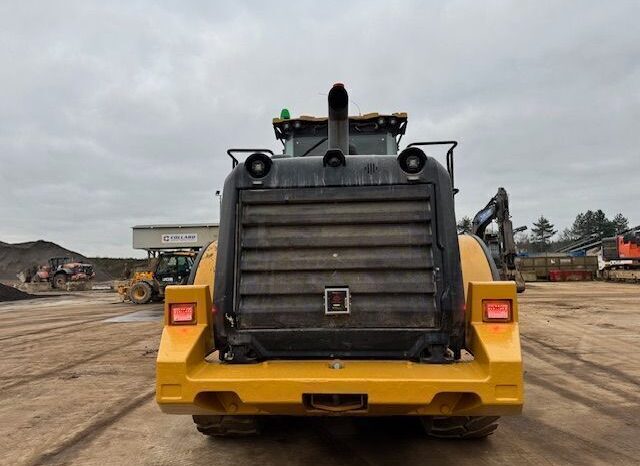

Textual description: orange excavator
[601,229,640,281]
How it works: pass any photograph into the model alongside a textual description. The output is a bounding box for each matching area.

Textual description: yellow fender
[458,234,497,299]
[191,241,217,301]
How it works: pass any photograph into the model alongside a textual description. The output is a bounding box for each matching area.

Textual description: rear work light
[170,303,196,324]
[245,152,272,178]
[397,147,427,174]
[482,300,512,322]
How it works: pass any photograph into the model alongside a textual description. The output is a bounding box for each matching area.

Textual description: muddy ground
[1,282,638,465]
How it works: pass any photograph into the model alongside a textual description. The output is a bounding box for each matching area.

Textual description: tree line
[457,210,630,253]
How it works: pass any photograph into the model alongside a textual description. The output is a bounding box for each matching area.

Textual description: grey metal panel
[236,185,436,330]
[239,270,436,295]
[241,185,430,204]
[240,295,437,328]
[241,201,430,226]
[242,224,432,248]
[241,246,433,271]
[240,294,436,315]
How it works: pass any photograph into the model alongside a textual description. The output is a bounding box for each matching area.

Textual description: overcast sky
[1,1,638,257]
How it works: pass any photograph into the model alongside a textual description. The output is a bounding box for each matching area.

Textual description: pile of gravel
[0,239,142,282]
[0,282,34,302]
[0,240,113,281]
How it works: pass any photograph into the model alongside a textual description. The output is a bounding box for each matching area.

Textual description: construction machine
[17,257,95,289]
[118,251,196,304]
[471,188,527,292]
[600,228,640,281]
[156,84,523,438]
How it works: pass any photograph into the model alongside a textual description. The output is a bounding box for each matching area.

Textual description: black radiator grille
[236,185,438,329]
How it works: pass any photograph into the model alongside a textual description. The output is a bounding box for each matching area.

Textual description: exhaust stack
[327,83,349,155]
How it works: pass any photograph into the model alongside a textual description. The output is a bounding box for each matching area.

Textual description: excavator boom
[472,187,525,292]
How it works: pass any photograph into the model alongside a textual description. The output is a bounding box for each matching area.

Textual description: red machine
[617,234,640,259]
[603,231,640,260]
[19,257,95,289]
[601,230,640,281]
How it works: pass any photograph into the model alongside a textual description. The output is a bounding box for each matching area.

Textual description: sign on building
[161,233,198,244]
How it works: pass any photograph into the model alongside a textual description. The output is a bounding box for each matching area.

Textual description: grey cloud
[1,1,638,256]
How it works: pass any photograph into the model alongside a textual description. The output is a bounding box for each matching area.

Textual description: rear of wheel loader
[156,84,523,438]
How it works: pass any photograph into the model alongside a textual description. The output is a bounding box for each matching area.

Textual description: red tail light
[483,300,512,322]
[170,303,196,324]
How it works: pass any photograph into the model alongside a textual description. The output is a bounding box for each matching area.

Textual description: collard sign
[161,233,198,244]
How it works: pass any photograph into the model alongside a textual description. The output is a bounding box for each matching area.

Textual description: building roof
[132,223,219,229]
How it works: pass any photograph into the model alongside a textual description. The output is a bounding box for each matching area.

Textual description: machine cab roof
[272,112,408,157]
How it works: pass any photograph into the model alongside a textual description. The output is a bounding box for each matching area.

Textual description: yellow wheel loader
[156,84,523,438]
[118,251,196,304]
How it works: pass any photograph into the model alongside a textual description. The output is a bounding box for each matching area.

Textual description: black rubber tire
[53,274,67,289]
[515,271,526,293]
[421,416,500,439]
[192,415,260,437]
[129,282,153,304]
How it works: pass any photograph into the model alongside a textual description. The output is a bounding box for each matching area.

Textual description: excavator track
[192,415,260,437]
[421,416,500,439]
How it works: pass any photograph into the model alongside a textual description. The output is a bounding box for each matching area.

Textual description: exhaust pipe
[327,83,349,155]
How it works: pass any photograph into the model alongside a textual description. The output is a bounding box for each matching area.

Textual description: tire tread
[422,416,500,439]
[192,415,260,437]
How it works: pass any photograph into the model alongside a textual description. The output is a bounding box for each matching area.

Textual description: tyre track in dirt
[0,330,159,391]
[521,334,639,387]
[0,309,128,329]
[521,340,640,403]
[25,389,155,466]
[506,414,638,464]
[524,372,639,422]
[0,310,156,349]
[0,315,124,338]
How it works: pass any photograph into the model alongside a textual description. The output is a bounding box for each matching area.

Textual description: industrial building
[132,223,219,256]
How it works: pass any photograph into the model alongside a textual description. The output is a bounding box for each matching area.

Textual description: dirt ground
[1,282,639,466]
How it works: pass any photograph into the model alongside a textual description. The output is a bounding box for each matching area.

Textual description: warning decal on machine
[161,233,198,244]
